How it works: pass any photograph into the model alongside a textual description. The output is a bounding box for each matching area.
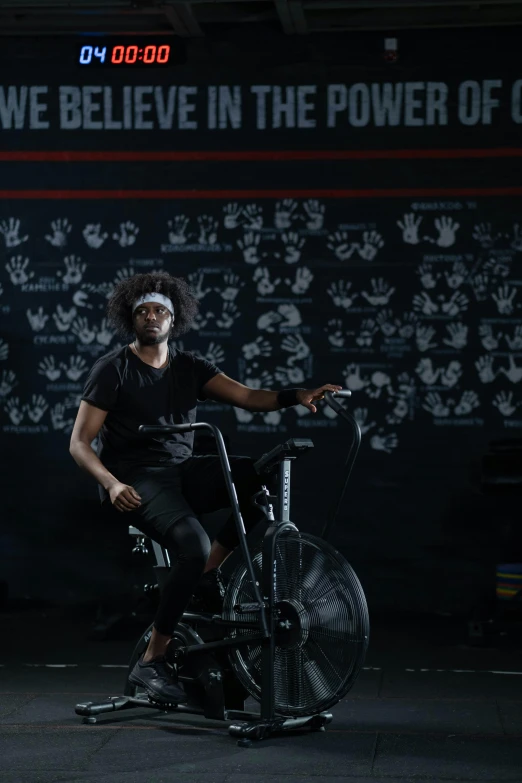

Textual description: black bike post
[320,391,361,541]
[138,423,269,639]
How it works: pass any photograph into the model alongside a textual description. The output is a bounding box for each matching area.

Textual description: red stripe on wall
[0,148,522,163]
[0,188,522,199]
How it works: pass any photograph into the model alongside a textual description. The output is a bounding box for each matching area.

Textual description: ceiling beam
[289,0,308,33]
[274,0,297,34]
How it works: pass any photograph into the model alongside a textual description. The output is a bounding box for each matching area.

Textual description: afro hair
[106,271,199,338]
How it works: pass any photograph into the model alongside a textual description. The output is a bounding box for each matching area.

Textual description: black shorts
[111,455,264,546]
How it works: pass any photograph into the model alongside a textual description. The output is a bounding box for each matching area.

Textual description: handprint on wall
[237,232,261,265]
[454,390,480,416]
[493,391,519,417]
[253,267,281,295]
[45,219,72,248]
[326,280,358,311]
[417,262,440,290]
[83,223,108,249]
[5,256,33,285]
[0,218,28,248]
[325,318,346,348]
[284,267,314,295]
[302,199,325,231]
[426,216,460,248]
[216,301,241,329]
[167,216,190,245]
[113,221,139,247]
[241,337,272,360]
[326,231,358,261]
[492,285,517,315]
[215,272,245,302]
[274,199,298,230]
[280,334,310,365]
[472,222,501,249]
[361,278,396,306]
[356,231,384,261]
[397,213,422,245]
[197,215,218,245]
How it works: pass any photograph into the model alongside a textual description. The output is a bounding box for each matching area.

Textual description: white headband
[132,292,174,316]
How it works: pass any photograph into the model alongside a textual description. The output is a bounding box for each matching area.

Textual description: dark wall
[1,27,521,614]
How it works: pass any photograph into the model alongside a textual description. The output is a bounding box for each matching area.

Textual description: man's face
[133,302,173,345]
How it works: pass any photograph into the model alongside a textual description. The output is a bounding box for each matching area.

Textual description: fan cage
[222,531,369,718]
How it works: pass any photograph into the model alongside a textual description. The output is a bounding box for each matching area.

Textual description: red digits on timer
[111,45,170,64]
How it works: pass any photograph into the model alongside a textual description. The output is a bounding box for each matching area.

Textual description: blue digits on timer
[79,46,107,65]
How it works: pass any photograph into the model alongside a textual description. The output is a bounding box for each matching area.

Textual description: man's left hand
[296,384,343,413]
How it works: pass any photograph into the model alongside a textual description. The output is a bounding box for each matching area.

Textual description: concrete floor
[1,607,522,782]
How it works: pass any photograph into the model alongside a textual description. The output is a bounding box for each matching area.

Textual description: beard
[137,327,170,346]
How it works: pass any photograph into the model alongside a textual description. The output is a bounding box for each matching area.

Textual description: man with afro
[70,270,342,706]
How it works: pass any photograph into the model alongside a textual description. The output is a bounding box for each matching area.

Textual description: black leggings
[121,455,266,636]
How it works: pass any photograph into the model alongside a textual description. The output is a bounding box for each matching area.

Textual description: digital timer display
[78,44,172,66]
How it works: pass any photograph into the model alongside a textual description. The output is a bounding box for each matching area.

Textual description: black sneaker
[186,568,227,614]
[128,654,186,706]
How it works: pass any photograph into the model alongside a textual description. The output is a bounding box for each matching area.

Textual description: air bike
[75,390,370,745]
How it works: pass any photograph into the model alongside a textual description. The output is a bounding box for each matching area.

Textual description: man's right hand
[108,482,142,512]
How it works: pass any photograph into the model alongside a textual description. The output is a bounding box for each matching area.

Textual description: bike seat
[254,438,314,476]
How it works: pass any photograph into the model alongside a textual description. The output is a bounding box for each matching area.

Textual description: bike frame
[76,390,361,737]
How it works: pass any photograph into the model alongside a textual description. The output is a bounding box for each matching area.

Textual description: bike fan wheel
[222,531,369,717]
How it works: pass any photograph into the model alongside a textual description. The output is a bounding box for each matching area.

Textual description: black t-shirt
[81,343,223,501]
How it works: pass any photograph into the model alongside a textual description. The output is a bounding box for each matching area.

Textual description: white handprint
[422,392,450,417]
[471,273,490,302]
[442,322,468,350]
[192,312,213,331]
[5,256,33,286]
[475,355,497,383]
[234,406,255,423]
[355,319,377,348]
[274,199,298,230]
[0,218,28,248]
[0,339,8,361]
[444,261,468,289]
[370,430,399,453]
[302,199,325,231]
[45,218,72,248]
[61,356,89,382]
[454,390,480,416]
[263,410,283,425]
[280,334,310,365]
[327,280,358,310]
[82,223,108,249]
[204,342,225,365]
[500,356,522,384]
[417,262,439,290]
[216,301,240,329]
[50,402,74,432]
[242,204,263,231]
[353,407,377,434]
[492,285,517,315]
[167,215,190,245]
[366,371,391,399]
[113,221,139,247]
[428,216,459,248]
[223,203,243,230]
[415,325,438,352]
[505,326,522,351]
[343,363,370,391]
[326,231,358,262]
[253,267,281,296]
[281,232,305,265]
[114,267,135,284]
[440,360,462,388]
[4,397,24,425]
[38,356,61,381]
[398,312,418,340]
[237,232,261,265]
[257,311,283,333]
[274,365,306,385]
[326,318,345,348]
[493,391,518,417]
[24,394,49,423]
[361,278,396,306]
[484,256,511,278]
[215,272,245,302]
[241,337,272,360]
[53,305,77,332]
[357,231,384,261]
[479,324,502,351]
[376,309,400,337]
[412,292,438,315]
[285,267,313,295]
[96,318,115,346]
[71,317,96,344]
[440,291,469,317]
[278,303,302,328]
[72,287,93,310]
[197,215,218,245]
[244,370,274,390]
[0,370,18,398]
[416,358,440,385]
[472,222,499,249]
[62,255,86,285]
[397,213,422,245]
[26,307,49,332]
[188,272,212,301]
